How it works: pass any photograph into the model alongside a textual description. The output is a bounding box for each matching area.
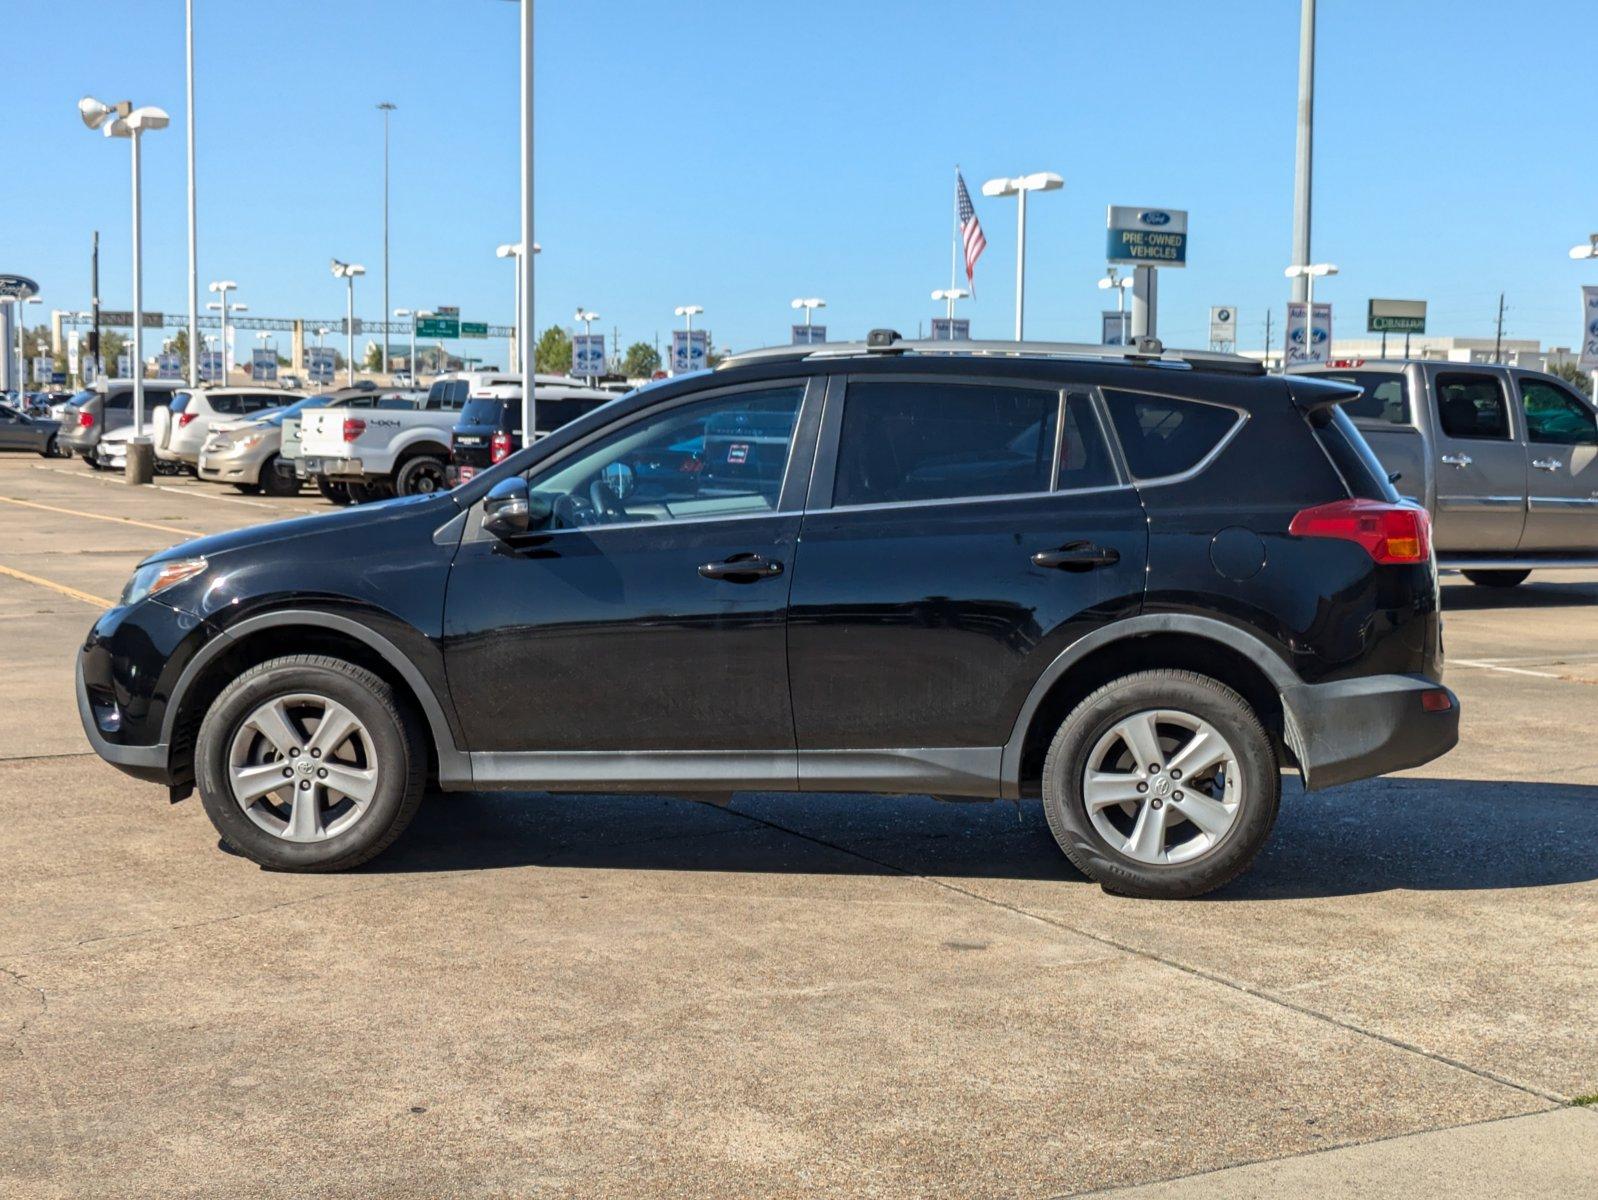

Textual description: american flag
[956,170,987,288]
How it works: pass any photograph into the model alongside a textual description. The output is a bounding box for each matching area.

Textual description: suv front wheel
[1042,671,1280,899]
[195,655,426,871]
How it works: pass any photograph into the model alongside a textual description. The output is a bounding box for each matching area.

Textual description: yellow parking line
[0,563,112,608]
[0,494,195,537]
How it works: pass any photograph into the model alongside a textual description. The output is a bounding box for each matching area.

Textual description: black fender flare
[162,609,472,786]
[999,614,1300,797]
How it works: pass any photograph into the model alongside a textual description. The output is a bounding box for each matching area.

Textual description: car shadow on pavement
[363,775,1598,899]
[1442,581,1598,611]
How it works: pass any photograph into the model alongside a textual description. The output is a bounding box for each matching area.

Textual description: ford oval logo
[1139,211,1171,226]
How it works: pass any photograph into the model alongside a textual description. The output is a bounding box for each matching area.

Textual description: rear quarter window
[1101,390,1241,479]
[1309,406,1401,502]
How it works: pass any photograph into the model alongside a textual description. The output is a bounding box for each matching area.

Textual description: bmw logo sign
[1217,309,1232,322]
[1139,211,1171,226]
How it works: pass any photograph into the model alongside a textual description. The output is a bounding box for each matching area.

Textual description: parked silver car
[198,396,330,496]
[57,380,187,468]
[0,402,63,456]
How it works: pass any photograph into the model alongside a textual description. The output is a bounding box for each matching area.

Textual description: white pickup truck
[299,374,507,500]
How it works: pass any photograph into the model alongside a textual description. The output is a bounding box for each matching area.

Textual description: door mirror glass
[483,477,532,539]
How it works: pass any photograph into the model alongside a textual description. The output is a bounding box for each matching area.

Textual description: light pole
[81,96,169,484]
[981,172,1063,339]
[207,280,238,378]
[12,296,42,394]
[330,259,365,384]
[574,308,600,382]
[377,101,396,374]
[674,304,703,374]
[185,0,198,386]
[1290,0,1316,304]
[1098,268,1132,313]
[394,309,418,381]
[1284,262,1338,306]
[497,241,541,376]
[1571,233,1598,395]
[930,288,968,321]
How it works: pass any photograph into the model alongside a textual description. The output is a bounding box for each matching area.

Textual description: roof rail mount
[866,328,904,352]
[1130,335,1164,356]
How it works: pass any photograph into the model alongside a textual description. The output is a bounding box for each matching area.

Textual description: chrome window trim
[820,481,1136,517]
[1095,383,1251,489]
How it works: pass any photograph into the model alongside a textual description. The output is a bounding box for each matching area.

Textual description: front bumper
[76,648,172,785]
[198,448,265,484]
[1281,673,1459,791]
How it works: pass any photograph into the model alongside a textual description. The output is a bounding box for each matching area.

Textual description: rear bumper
[1281,673,1459,791]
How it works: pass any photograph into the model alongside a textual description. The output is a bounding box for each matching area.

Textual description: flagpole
[950,165,959,295]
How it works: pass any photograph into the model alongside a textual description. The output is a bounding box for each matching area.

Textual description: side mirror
[482,477,531,539]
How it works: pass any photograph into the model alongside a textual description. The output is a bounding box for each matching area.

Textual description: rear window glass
[1320,372,1410,425]
[1102,390,1240,479]
[460,398,508,426]
[1309,406,1400,502]
[833,381,1069,506]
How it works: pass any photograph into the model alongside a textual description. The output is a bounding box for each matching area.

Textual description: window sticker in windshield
[726,443,749,465]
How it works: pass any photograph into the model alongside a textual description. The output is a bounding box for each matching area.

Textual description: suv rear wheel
[1462,569,1529,588]
[1041,671,1280,899]
[194,655,426,872]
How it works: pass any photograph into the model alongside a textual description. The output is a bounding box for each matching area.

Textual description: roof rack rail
[718,333,1265,375]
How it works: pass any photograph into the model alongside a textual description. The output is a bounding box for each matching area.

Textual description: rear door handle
[1532,457,1564,472]
[1031,543,1120,571]
[698,553,784,582]
[1441,453,1473,467]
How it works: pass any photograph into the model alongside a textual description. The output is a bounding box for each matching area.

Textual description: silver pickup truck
[1301,360,1598,586]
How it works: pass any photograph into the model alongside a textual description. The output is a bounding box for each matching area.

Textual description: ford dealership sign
[1107,206,1188,268]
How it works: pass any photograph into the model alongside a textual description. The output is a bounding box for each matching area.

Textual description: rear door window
[1101,390,1241,479]
[1519,379,1598,445]
[832,380,1074,507]
[210,395,242,415]
[1319,371,1410,425]
[1434,373,1511,440]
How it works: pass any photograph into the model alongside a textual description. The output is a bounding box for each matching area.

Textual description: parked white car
[162,387,305,467]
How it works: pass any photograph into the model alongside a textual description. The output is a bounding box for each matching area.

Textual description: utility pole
[1290,0,1316,303]
[90,231,101,378]
[1263,309,1274,370]
[1493,292,1506,363]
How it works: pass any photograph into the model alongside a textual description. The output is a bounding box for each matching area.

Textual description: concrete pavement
[1,453,1594,1197]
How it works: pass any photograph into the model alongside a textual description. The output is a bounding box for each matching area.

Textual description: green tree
[169,328,190,366]
[362,341,384,373]
[621,341,661,378]
[98,330,127,377]
[535,325,572,374]
[1548,360,1592,397]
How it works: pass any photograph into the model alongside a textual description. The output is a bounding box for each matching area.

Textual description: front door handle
[1532,457,1564,472]
[1031,543,1121,571]
[698,553,784,582]
[1441,453,1473,468]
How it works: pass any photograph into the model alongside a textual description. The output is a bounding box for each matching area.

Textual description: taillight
[177,412,197,427]
[1289,499,1431,564]
[342,417,366,442]
[490,431,512,463]
[78,411,94,428]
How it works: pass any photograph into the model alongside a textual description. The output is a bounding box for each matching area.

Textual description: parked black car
[77,332,1458,897]
[448,384,615,485]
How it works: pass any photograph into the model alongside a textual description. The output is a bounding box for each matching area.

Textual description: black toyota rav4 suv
[77,333,1458,898]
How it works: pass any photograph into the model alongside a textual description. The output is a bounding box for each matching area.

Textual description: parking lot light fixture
[790,297,826,328]
[497,241,540,378]
[674,305,704,374]
[83,96,169,479]
[930,288,969,322]
[1284,262,1338,306]
[1098,268,1133,313]
[207,280,239,377]
[330,260,366,384]
[981,172,1064,340]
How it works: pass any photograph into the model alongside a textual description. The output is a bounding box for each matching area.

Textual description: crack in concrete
[717,804,1575,1109]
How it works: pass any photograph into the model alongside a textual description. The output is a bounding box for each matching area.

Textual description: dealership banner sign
[1368,298,1427,334]
[1285,302,1333,366]
[930,318,970,341]
[791,324,828,345]
[1580,287,1598,371]
[1209,305,1237,346]
[251,348,277,382]
[671,329,709,374]
[572,333,606,377]
[1101,311,1131,346]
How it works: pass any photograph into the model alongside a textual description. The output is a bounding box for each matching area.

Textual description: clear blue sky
[4,0,1594,363]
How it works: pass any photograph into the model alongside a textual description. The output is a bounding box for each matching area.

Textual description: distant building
[1245,335,1576,372]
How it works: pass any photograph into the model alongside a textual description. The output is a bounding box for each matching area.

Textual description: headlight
[120,557,207,607]
[233,432,267,451]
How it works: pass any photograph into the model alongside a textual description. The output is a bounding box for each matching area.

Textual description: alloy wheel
[227,693,379,843]
[1082,709,1242,865]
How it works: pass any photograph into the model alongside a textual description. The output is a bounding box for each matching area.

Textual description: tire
[1041,670,1280,900]
[258,456,300,497]
[315,477,352,506]
[194,655,426,872]
[231,481,263,495]
[1462,569,1530,588]
[85,449,105,471]
[38,435,57,459]
[346,481,394,504]
[394,454,449,497]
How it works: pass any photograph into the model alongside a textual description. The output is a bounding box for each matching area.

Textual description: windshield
[68,388,96,406]
[274,396,329,420]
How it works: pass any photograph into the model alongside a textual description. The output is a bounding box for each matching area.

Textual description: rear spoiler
[1284,374,1363,414]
